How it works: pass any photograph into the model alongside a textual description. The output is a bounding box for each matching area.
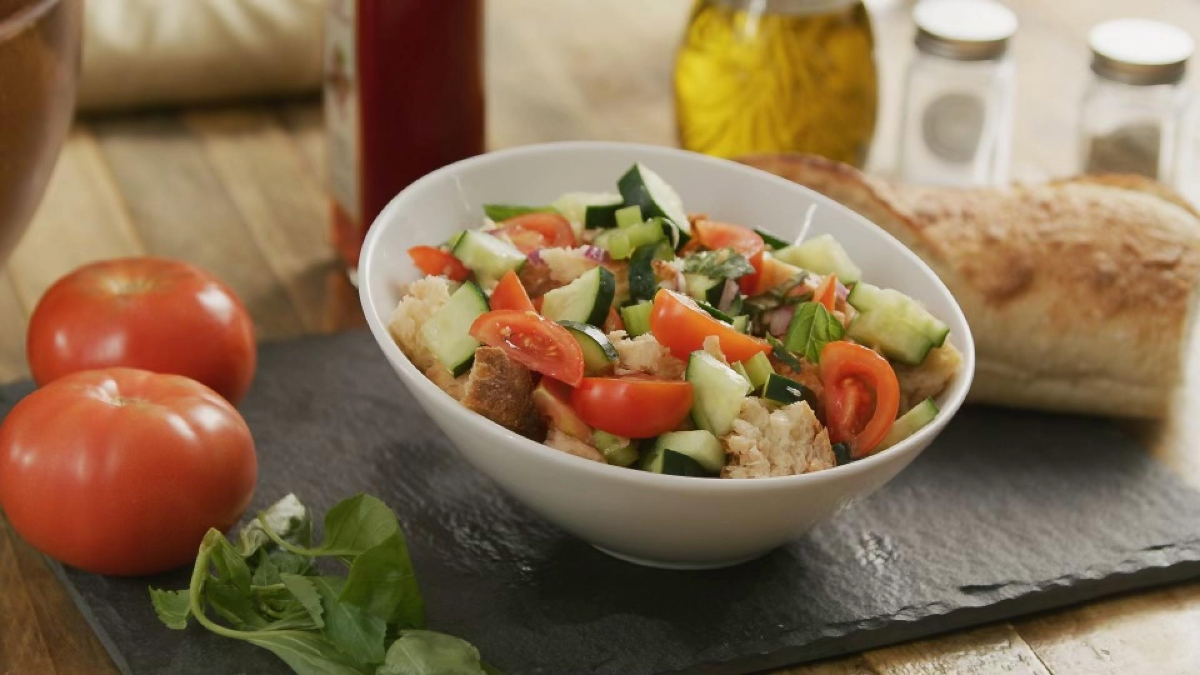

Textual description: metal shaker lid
[913,0,1018,61]
[1089,19,1194,86]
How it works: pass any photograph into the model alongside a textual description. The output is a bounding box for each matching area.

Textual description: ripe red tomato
[27,258,257,404]
[469,309,585,386]
[570,377,693,438]
[408,245,470,281]
[820,341,900,459]
[0,369,257,576]
[649,289,770,363]
[489,270,536,312]
[497,213,576,253]
[692,220,765,292]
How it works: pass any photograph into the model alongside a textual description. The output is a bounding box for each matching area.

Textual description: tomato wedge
[753,252,803,295]
[408,246,470,281]
[649,289,770,363]
[497,213,576,253]
[469,310,584,386]
[489,270,536,312]
[603,306,624,333]
[820,341,900,459]
[814,273,838,312]
[570,377,693,438]
[532,378,592,440]
[693,220,765,292]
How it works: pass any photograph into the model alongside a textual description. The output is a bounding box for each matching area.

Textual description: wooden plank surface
[1,1,1199,674]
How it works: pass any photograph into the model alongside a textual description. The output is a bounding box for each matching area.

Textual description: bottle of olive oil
[675,0,878,167]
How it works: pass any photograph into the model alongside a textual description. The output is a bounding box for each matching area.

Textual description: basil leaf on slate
[239,493,311,557]
[339,532,424,629]
[377,630,487,675]
[246,631,368,675]
[280,574,325,629]
[785,301,845,363]
[313,576,388,667]
[148,588,190,630]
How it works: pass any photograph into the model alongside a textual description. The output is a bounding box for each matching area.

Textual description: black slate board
[16,330,1200,675]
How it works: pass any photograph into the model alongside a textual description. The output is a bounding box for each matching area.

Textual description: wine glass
[0,0,81,263]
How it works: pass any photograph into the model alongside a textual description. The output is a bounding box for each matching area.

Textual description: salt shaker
[1079,19,1194,185]
[898,0,1017,187]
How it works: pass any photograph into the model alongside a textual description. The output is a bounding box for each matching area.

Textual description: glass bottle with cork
[325,0,485,275]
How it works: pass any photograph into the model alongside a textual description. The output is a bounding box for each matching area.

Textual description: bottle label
[325,0,360,223]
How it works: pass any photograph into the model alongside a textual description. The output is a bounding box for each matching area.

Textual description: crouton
[425,362,467,400]
[608,331,686,380]
[462,347,544,439]
[895,343,963,414]
[545,429,605,463]
[533,247,630,300]
[721,398,835,479]
[388,275,454,371]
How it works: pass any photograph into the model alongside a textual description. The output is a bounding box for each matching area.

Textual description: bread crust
[740,154,1200,418]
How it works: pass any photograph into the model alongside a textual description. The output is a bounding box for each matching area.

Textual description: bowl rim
[359,141,976,492]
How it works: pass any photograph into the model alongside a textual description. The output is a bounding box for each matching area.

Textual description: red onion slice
[717,279,740,313]
[581,245,609,262]
[768,305,796,336]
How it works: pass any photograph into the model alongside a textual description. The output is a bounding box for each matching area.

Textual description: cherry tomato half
[498,213,576,253]
[470,310,584,386]
[650,289,770,363]
[570,377,693,438]
[0,369,257,576]
[408,246,470,281]
[693,220,765,292]
[489,270,536,312]
[814,273,838,312]
[820,341,900,459]
[28,257,257,404]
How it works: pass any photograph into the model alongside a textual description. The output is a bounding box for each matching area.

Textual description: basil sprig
[785,301,845,363]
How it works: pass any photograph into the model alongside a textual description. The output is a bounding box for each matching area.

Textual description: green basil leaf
[312,577,387,667]
[281,574,325,629]
[766,335,803,371]
[148,588,190,630]
[315,494,401,557]
[482,204,555,222]
[339,532,424,629]
[253,550,316,586]
[682,248,755,279]
[239,494,311,557]
[783,302,845,363]
[245,631,368,675]
[207,538,269,629]
[377,630,487,675]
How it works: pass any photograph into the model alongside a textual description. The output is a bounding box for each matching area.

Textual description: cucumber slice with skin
[640,446,712,477]
[451,230,525,288]
[483,204,554,222]
[754,227,790,250]
[686,351,751,436]
[593,430,638,466]
[541,267,616,327]
[620,301,654,337]
[559,321,618,375]
[617,163,691,235]
[628,244,661,304]
[742,352,774,390]
[776,234,862,284]
[696,299,736,324]
[762,373,818,409]
[878,398,939,452]
[653,430,724,474]
[847,282,949,365]
[551,192,623,229]
[420,282,489,377]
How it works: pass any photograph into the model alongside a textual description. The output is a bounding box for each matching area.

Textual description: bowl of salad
[359,142,974,568]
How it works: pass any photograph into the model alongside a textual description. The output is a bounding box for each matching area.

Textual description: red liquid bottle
[325,0,485,273]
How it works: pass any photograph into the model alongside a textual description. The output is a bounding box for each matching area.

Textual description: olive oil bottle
[675,0,878,166]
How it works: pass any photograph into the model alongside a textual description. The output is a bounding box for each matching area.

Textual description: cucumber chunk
[483,204,553,222]
[451,230,525,288]
[551,192,623,229]
[847,282,949,366]
[629,244,661,304]
[878,398,939,451]
[624,218,667,249]
[686,351,751,436]
[640,446,711,477]
[617,163,691,234]
[731,315,750,333]
[559,321,618,375]
[593,229,633,260]
[541,267,616,327]
[742,352,774,390]
[593,430,638,466]
[731,362,752,386]
[776,234,861,284]
[653,430,724,474]
[420,282,489,377]
[620,301,654,337]
[615,205,644,228]
[762,373,817,409]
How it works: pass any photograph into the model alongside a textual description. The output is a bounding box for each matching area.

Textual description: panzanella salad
[391,164,962,478]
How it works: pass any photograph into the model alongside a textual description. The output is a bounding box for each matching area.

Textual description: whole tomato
[28,258,257,404]
[0,368,257,576]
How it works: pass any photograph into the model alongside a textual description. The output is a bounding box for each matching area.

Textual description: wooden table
[3,1,1200,673]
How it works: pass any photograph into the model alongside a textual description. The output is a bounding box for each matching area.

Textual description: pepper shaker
[897,0,1017,187]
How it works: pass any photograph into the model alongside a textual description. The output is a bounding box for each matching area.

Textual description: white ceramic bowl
[359,142,975,569]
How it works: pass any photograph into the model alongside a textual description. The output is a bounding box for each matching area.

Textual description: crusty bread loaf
[741,154,1200,418]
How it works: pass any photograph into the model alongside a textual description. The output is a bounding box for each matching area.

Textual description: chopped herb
[483,204,556,222]
[783,302,845,363]
[682,248,755,279]
[766,335,804,371]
